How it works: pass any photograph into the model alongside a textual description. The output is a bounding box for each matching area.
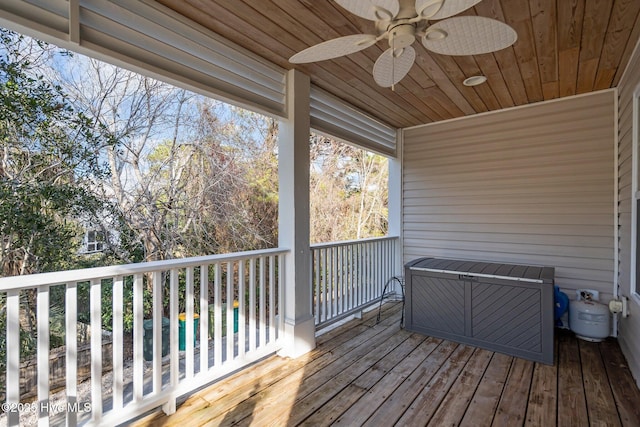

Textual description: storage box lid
[406,257,554,284]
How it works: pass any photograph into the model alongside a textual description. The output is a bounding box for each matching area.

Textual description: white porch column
[388,129,403,276]
[277,69,316,358]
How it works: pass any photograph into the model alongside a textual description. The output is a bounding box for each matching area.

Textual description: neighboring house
[79,228,105,254]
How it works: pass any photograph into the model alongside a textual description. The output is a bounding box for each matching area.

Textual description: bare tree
[309,133,388,243]
[61,58,279,261]
[61,58,201,261]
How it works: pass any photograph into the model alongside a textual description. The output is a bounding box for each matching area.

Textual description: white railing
[311,236,399,328]
[0,248,286,426]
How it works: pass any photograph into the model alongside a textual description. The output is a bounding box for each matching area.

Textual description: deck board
[131,302,640,427]
[427,348,493,426]
[580,339,622,427]
[557,331,589,427]
[459,352,512,427]
[525,339,558,427]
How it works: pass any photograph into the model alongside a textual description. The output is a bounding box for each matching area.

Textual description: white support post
[277,69,315,358]
[388,128,403,283]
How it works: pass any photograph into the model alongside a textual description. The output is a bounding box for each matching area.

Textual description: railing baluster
[170,269,179,388]
[312,250,318,323]
[90,279,102,422]
[65,284,78,427]
[238,260,246,358]
[259,257,266,348]
[6,289,20,427]
[152,271,162,394]
[345,245,350,312]
[37,285,50,426]
[132,274,143,401]
[357,244,361,308]
[214,263,222,367]
[349,244,355,311]
[268,255,275,345]
[332,246,337,317]
[186,266,194,378]
[375,241,380,298]
[278,254,284,337]
[367,243,372,303]
[249,258,256,352]
[113,276,124,412]
[338,245,343,316]
[320,248,329,321]
[200,264,209,373]
[226,261,234,360]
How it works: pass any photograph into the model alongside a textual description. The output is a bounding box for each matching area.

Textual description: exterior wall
[402,91,616,303]
[617,38,640,387]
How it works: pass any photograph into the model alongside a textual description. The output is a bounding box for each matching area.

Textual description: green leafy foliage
[0,29,109,366]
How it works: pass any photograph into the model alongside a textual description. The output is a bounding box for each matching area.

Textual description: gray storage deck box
[405,257,555,364]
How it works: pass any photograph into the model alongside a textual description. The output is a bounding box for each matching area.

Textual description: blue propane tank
[554,286,569,327]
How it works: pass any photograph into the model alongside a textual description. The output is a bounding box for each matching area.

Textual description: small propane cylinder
[569,289,610,342]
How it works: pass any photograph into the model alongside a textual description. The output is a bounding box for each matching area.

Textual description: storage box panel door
[410,273,465,335]
[471,280,542,354]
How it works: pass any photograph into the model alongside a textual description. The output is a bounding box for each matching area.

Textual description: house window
[84,229,105,253]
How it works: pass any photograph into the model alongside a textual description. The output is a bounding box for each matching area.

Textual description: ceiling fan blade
[422,16,517,56]
[335,0,400,21]
[416,0,482,20]
[373,46,416,87]
[289,34,378,63]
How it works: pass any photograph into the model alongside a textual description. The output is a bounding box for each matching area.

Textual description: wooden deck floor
[132,302,640,426]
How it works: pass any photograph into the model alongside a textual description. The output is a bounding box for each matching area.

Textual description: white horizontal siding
[617,36,640,387]
[403,91,616,304]
[310,86,396,156]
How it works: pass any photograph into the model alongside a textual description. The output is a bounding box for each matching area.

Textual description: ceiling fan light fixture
[463,75,487,86]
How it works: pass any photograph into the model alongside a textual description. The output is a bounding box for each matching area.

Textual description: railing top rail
[0,247,289,291]
[310,235,399,250]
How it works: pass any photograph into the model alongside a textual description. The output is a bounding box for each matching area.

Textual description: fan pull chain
[391,30,396,92]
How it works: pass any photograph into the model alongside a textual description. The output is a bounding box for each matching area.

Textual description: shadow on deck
[131,302,640,426]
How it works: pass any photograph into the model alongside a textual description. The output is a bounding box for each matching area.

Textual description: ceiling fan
[289,0,517,88]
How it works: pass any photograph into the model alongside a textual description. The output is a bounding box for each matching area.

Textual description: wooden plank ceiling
[156,0,640,129]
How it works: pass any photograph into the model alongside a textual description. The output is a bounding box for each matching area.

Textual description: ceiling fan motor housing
[388,23,415,49]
